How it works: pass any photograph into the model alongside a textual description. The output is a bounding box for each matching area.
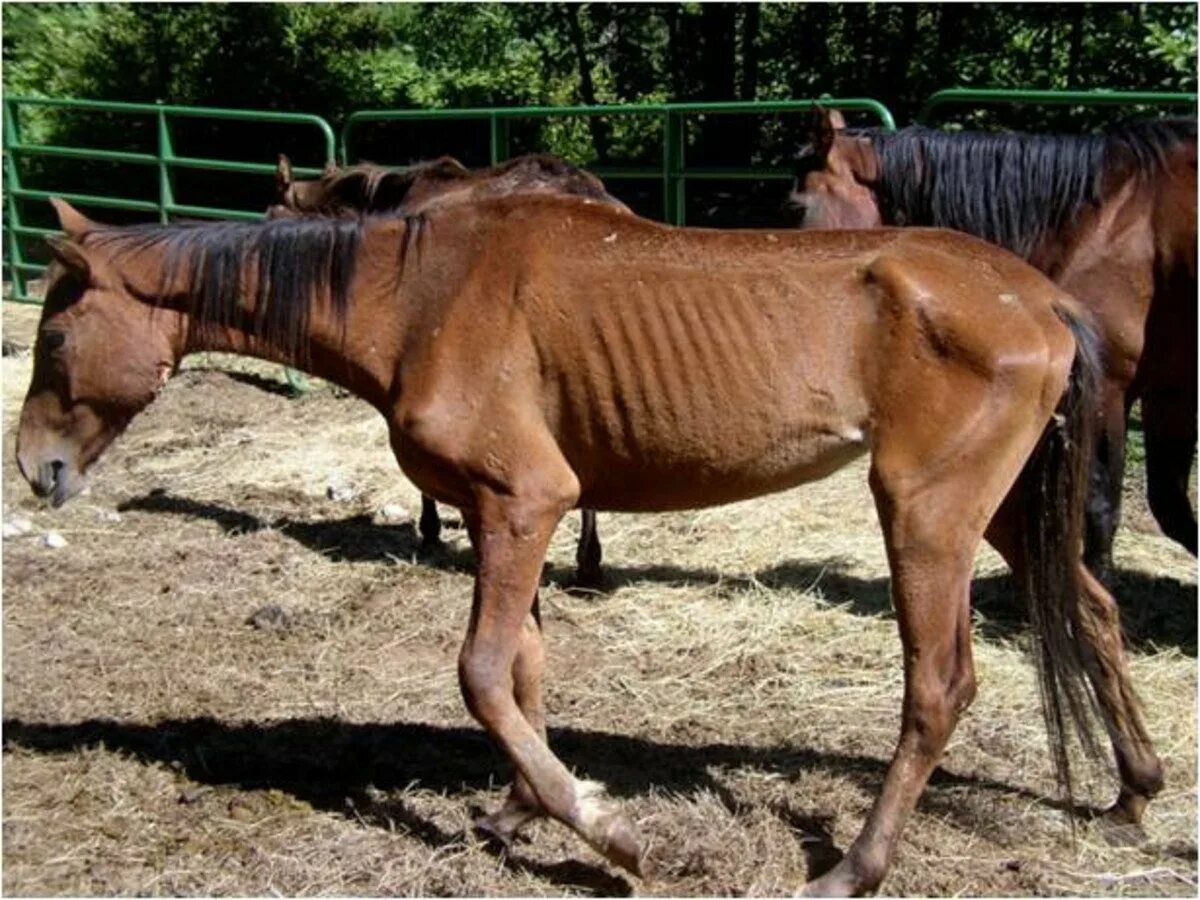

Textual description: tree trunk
[562,5,611,162]
[739,4,760,101]
[695,4,739,165]
[1068,5,1086,87]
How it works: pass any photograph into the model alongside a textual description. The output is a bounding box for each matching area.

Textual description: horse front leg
[473,584,550,846]
[574,510,604,588]
[457,471,647,875]
[418,494,442,548]
[1141,390,1198,555]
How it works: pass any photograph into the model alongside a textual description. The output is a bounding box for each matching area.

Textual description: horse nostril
[31,459,65,497]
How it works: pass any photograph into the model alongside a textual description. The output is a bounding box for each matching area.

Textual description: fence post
[663,110,685,225]
[489,115,510,165]
[3,99,28,301]
[155,102,174,224]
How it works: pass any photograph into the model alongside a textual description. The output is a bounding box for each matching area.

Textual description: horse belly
[573,422,870,512]
[544,281,870,511]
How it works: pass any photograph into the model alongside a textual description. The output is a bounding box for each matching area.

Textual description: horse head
[16,200,182,506]
[790,107,883,229]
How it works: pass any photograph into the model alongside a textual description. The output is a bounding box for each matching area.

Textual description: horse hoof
[1097,804,1148,847]
[800,859,875,897]
[473,811,528,853]
[569,567,607,594]
[597,814,649,877]
[800,874,857,897]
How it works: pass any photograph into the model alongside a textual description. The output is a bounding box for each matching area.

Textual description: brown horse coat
[792,110,1198,575]
[272,152,629,583]
[17,196,1161,895]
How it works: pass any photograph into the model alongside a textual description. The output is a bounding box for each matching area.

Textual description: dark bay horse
[792,110,1198,579]
[273,152,630,219]
[17,197,1162,895]
[273,152,631,585]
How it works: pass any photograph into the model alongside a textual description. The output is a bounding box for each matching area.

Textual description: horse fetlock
[1097,790,1152,848]
[474,793,542,848]
[800,854,884,898]
[574,779,648,876]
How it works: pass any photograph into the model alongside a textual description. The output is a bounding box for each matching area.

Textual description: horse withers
[272,152,632,586]
[791,108,1198,578]
[16,196,1161,895]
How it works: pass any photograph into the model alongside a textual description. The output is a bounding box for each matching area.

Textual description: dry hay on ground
[2,301,1196,896]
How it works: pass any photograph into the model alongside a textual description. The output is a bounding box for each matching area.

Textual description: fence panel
[3,97,336,304]
[920,87,1197,126]
[342,97,897,225]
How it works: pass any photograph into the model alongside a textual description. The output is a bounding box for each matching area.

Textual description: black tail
[1019,305,1106,816]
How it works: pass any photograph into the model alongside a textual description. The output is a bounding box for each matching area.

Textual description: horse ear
[276,154,294,191]
[48,197,96,240]
[45,234,91,281]
[807,106,847,158]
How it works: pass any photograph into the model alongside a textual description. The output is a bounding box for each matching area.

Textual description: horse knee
[458,650,513,723]
[905,686,957,758]
[950,666,977,716]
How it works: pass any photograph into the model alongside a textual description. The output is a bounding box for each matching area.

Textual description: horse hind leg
[1083,387,1130,582]
[1076,565,1164,825]
[801,465,983,896]
[986,496,1164,828]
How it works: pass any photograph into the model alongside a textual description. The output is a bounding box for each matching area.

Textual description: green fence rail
[6,87,1195,307]
[920,87,1198,123]
[342,97,897,225]
[3,96,336,304]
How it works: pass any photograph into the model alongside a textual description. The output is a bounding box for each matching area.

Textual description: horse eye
[41,331,66,352]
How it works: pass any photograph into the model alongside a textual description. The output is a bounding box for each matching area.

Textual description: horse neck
[110,228,402,412]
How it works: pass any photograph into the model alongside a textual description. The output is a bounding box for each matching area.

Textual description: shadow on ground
[4,713,1094,892]
[121,491,1198,654]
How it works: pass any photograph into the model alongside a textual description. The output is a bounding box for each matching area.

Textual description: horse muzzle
[16,451,82,508]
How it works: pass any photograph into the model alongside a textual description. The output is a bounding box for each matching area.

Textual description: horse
[17,196,1162,896]
[272,151,630,218]
[273,152,632,586]
[791,109,1198,582]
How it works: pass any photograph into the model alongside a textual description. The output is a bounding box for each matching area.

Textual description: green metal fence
[342,98,897,225]
[6,88,1197,307]
[3,96,336,304]
[920,87,1198,124]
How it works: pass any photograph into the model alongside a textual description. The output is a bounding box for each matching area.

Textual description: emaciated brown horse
[273,152,631,585]
[792,109,1198,580]
[17,196,1161,895]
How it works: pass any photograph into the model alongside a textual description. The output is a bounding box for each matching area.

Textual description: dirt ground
[2,300,1196,897]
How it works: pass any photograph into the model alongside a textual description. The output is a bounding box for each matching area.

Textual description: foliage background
[2,3,1196,229]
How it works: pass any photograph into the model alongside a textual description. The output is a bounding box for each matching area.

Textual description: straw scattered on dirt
[3,301,1196,896]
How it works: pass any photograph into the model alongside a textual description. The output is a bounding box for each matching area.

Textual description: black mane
[322,157,469,212]
[88,216,361,362]
[864,118,1196,259]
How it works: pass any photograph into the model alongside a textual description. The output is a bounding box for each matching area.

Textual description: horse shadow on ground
[121,490,1197,655]
[3,714,1104,893]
